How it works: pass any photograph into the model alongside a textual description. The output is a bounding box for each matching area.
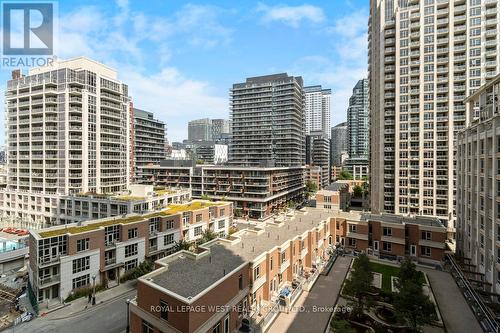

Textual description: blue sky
[0,0,369,143]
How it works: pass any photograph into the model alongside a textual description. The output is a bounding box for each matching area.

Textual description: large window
[142,320,154,333]
[125,259,138,271]
[420,246,431,257]
[125,243,138,257]
[128,228,138,239]
[165,220,174,230]
[72,274,90,290]
[76,238,89,252]
[421,231,431,240]
[383,227,392,236]
[72,256,90,274]
[164,234,174,246]
[160,300,168,320]
[194,226,203,236]
[382,242,392,252]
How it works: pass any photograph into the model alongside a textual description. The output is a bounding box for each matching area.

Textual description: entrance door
[410,245,417,256]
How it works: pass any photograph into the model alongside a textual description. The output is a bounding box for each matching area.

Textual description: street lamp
[92,274,96,305]
[126,298,131,333]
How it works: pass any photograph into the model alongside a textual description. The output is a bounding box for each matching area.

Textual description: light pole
[92,274,96,305]
[126,298,131,333]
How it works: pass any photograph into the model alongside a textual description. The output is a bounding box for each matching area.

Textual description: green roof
[38,201,226,238]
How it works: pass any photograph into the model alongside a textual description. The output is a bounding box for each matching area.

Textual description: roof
[36,201,227,238]
[361,213,445,229]
[146,208,342,299]
[324,182,349,192]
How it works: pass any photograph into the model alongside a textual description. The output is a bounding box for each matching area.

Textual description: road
[5,290,136,333]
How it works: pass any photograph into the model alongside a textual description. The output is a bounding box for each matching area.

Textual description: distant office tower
[211,118,231,142]
[2,57,131,224]
[457,74,500,289]
[188,118,212,141]
[230,73,305,167]
[132,108,166,179]
[347,79,369,159]
[306,131,330,188]
[330,122,348,166]
[304,85,331,138]
[369,0,499,234]
[185,141,228,165]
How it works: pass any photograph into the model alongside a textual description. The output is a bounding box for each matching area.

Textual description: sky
[0,0,369,143]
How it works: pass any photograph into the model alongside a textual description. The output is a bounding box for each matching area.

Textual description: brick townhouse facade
[29,200,232,304]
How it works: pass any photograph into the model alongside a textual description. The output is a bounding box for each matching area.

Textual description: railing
[38,274,60,286]
[447,254,499,333]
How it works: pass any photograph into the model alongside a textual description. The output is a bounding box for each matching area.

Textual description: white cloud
[256,3,325,28]
[51,3,232,142]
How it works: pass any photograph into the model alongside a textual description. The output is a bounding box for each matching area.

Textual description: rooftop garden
[38,201,225,238]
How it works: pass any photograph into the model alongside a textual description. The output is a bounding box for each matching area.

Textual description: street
[5,290,136,333]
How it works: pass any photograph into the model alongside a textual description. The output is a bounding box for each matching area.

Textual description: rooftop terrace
[37,201,227,238]
[361,213,445,228]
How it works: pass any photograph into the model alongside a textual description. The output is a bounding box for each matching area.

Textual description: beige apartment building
[29,200,232,304]
[369,0,499,238]
[457,73,500,294]
[3,57,131,225]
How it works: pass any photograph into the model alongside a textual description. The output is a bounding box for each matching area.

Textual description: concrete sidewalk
[268,256,352,333]
[419,268,482,333]
[39,280,137,320]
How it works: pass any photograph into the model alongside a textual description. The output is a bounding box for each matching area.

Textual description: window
[76,238,89,252]
[160,300,168,320]
[420,246,431,257]
[382,242,392,252]
[253,265,260,279]
[270,257,273,270]
[72,274,90,290]
[383,227,392,236]
[165,220,174,230]
[220,208,225,216]
[142,320,154,333]
[421,231,431,240]
[348,238,356,246]
[218,219,225,229]
[238,274,243,290]
[212,323,221,333]
[224,315,229,333]
[125,259,138,271]
[125,243,138,257]
[194,226,203,236]
[164,234,174,246]
[196,214,202,223]
[348,224,357,233]
[281,251,286,263]
[72,256,90,274]
[128,228,137,239]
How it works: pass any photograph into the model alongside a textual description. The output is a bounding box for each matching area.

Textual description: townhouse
[315,182,350,211]
[336,213,447,264]
[29,200,232,304]
[129,209,336,333]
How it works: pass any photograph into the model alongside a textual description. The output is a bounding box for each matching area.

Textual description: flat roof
[36,200,227,238]
[324,182,348,192]
[361,213,445,228]
[148,208,350,299]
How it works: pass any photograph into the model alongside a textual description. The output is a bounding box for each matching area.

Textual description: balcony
[38,274,60,287]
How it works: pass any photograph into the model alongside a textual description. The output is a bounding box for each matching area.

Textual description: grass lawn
[369,261,400,292]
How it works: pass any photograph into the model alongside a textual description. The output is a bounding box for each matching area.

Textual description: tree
[343,253,373,318]
[305,180,318,198]
[199,229,217,245]
[330,319,355,333]
[337,170,353,180]
[174,239,191,252]
[394,259,434,331]
[353,185,363,198]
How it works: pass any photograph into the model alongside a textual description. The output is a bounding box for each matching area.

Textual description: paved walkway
[268,256,352,333]
[38,280,136,320]
[419,267,482,333]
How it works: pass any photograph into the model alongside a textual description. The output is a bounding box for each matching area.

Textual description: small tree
[305,180,318,198]
[174,239,191,252]
[394,259,434,331]
[234,209,242,218]
[338,170,353,180]
[343,253,373,318]
[199,229,217,245]
[353,185,363,198]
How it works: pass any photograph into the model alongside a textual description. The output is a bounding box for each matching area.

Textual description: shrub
[65,283,106,303]
[119,260,154,283]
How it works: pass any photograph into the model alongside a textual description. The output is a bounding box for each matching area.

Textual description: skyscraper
[229,73,305,167]
[132,108,166,179]
[188,118,212,141]
[2,57,131,224]
[305,131,330,188]
[304,85,331,138]
[369,0,499,234]
[347,79,369,159]
[330,122,348,166]
[211,118,231,142]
